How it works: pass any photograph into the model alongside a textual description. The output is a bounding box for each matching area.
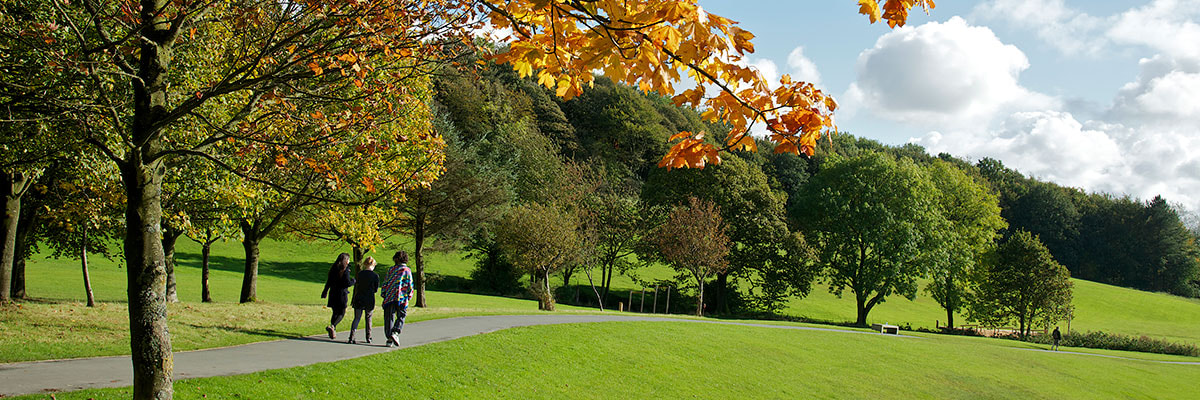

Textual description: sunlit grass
[19,321,1199,400]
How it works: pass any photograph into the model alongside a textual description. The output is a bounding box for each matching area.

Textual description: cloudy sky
[699,0,1199,213]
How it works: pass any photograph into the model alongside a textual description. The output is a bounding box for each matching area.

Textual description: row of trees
[429,62,1082,334]
[3,1,935,397]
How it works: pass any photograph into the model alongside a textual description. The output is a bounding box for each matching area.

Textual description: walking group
[321,250,414,347]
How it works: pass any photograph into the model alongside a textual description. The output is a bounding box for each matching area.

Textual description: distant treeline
[434,59,1200,301]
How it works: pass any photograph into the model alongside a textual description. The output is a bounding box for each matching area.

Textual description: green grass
[16,321,1199,400]
[781,278,1200,346]
[10,236,1200,364]
[1,239,605,362]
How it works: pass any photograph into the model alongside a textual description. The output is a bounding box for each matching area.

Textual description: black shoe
[365,336,372,344]
[326,325,336,339]
[348,338,356,344]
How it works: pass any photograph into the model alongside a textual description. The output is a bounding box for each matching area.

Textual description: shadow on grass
[176,322,313,341]
[174,252,330,284]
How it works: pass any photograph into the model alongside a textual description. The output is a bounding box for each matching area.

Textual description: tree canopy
[796,151,944,326]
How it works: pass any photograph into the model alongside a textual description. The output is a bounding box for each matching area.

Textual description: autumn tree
[10,0,931,396]
[495,202,581,311]
[652,197,729,317]
[796,152,945,326]
[969,230,1074,337]
[393,117,510,308]
[33,153,125,307]
[644,155,799,313]
[924,160,1006,329]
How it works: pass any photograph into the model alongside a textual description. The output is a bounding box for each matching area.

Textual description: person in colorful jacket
[381,250,414,347]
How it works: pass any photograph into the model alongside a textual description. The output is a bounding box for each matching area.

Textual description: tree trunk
[119,157,173,399]
[240,236,260,303]
[855,295,869,326]
[11,201,34,299]
[584,267,603,311]
[714,272,728,314]
[413,215,427,307]
[0,170,30,302]
[539,268,555,311]
[602,263,614,301]
[162,228,181,303]
[946,307,955,331]
[351,245,364,274]
[11,251,25,299]
[201,241,212,303]
[563,267,572,289]
[82,226,95,307]
[695,276,705,317]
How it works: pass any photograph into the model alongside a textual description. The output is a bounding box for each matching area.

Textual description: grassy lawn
[8,236,1200,363]
[1,239,607,363]
[782,277,1200,345]
[16,321,1198,399]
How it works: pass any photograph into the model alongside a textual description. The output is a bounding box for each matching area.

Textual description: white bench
[871,323,899,334]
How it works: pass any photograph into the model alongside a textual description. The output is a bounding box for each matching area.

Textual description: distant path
[1015,347,1200,365]
[0,314,905,397]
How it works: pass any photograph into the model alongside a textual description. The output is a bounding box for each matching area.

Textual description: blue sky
[698,0,1200,213]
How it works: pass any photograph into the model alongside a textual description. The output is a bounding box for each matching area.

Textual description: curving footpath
[0,314,1191,397]
[0,314,899,397]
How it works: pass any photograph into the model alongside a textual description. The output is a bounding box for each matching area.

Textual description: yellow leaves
[660,131,720,170]
[727,132,757,152]
[730,26,755,54]
[274,153,288,167]
[859,0,934,28]
[306,61,323,75]
[858,0,882,23]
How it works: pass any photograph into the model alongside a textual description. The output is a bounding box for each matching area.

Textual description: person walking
[348,257,380,344]
[321,253,355,339]
[381,251,414,347]
[1051,326,1062,351]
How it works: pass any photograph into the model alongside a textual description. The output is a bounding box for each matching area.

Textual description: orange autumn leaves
[858,0,936,28]
[484,0,930,169]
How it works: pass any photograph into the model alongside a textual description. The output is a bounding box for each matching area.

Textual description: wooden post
[653,286,658,314]
[640,287,646,313]
[665,287,671,314]
[618,302,624,312]
[628,291,633,312]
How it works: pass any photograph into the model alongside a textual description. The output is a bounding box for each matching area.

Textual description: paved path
[0,314,905,397]
[1015,347,1200,365]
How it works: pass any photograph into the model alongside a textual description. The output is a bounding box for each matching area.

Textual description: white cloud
[786,46,821,87]
[912,111,1122,190]
[1108,0,1200,60]
[1109,55,1200,125]
[846,16,1057,130]
[972,0,1108,56]
[842,12,1200,212]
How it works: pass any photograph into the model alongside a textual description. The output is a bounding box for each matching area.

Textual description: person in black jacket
[321,253,355,339]
[347,256,380,344]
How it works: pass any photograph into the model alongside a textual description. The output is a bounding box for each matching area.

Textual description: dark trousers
[383,303,407,339]
[330,307,346,327]
[350,308,373,339]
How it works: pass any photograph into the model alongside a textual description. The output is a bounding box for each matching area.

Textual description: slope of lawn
[0,239,603,363]
[9,236,1200,362]
[780,277,1200,346]
[17,321,1199,400]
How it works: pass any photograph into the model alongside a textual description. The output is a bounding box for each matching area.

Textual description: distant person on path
[382,251,414,347]
[321,253,356,339]
[1052,327,1062,351]
[348,257,381,344]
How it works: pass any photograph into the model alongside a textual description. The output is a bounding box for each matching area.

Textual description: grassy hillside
[9,237,1200,363]
[780,277,1200,345]
[18,321,1198,400]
